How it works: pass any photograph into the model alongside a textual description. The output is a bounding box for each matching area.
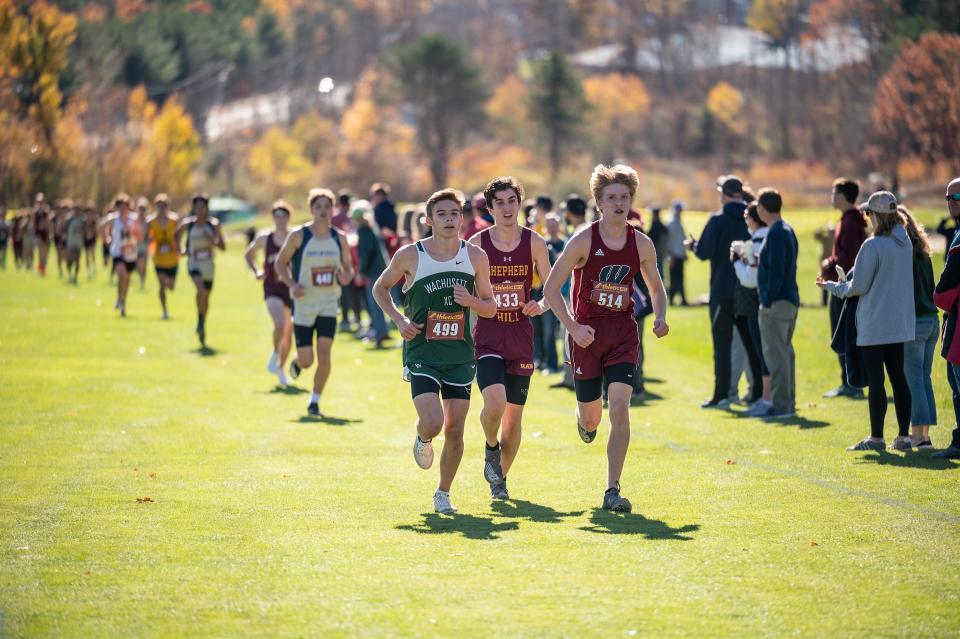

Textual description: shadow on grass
[292,414,363,426]
[490,498,585,523]
[191,346,219,357]
[264,385,309,395]
[856,450,960,470]
[580,508,700,540]
[733,412,829,429]
[396,512,519,540]
[630,389,663,406]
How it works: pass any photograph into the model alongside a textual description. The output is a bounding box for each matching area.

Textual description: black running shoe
[577,416,597,444]
[289,360,301,380]
[602,485,632,512]
[484,445,504,485]
[490,478,509,500]
[307,402,320,417]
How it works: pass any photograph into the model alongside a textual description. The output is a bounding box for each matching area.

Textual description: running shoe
[413,435,434,469]
[267,352,279,374]
[932,445,960,459]
[916,440,934,450]
[307,402,321,417]
[162,310,169,321]
[744,399,772,417]
[602,485,632,513]
[759,407,796,420]
[490,479,509,500]
[889,437,913,451]
[483,445,504,484]
[701,398,732,410]
[577,415,597,444]
[847,438,885,451]
[289,360,301,380]
[276,370,289,386]
[433,490,457,514]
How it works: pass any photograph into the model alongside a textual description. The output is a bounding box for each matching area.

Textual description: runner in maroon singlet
[468,176,553,500]
[245,199,294,385]
[543,164,669,512]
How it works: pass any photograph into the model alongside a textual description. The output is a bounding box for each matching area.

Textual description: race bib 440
[311,267,335,287]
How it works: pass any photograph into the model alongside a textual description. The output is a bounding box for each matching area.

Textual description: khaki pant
[758,300,798,413]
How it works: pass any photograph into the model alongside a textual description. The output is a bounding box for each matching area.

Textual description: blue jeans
[540,310,559,371]
[364,281,388,339]
[903,315,939,426]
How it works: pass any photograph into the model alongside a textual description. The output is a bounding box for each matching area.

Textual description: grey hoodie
[823,224,915,346]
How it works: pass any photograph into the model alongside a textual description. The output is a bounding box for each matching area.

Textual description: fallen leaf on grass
[148,473,156,479]
[136,497,154,503]
[809,541,819,547]
[725,460,736,465]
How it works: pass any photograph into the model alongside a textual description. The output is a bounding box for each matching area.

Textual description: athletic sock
[310,392,320,404]
[417,435,432,444]
[268,352,279,368]
[485,442,500,451]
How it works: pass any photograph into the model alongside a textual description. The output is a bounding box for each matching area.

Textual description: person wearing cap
[666,200,688,306]
[102,193,141,317]
[459,193,491,240]
[647,206,669,277]
[244,199,294,386]
[176,192,225,347]
[147,193,181,320]
[821,178,869,399]
[818,191,915,451]
[932,177,960,459]
[692,175,764,409]
[276,188,354,417]
[351,199,391,346]
[754,188,800,420]
[370,182,397,232]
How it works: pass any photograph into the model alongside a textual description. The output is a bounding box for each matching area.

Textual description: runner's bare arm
[213,220,226,251]
[174,218,189,255]
[524,233,552,316]
[275,229,303,295]
[542,229,594,347]
[637,233,669,338]
[335,229,354,286]
[373,244,420,341]
[459,244,497,318]
[244,233,267,279]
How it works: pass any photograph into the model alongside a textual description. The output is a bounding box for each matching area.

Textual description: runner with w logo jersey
[544,164,669,513]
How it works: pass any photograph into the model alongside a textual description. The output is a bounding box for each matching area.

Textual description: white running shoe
[277,370,289,386]
[267,352,279,374]
[413,435,434,469]
[433,490,457,514]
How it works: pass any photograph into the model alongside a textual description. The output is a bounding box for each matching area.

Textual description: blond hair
[589,164,639,204]
[897,205,932,258]
[871,208,904,237]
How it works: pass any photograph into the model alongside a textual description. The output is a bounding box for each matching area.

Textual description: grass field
[1,207,959,638]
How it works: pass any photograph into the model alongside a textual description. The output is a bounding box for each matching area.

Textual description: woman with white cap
[817,191,915,451]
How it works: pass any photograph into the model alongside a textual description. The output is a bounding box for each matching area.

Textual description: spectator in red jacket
[821,178,869,399]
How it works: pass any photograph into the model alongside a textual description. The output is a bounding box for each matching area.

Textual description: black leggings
[861,343,911,439]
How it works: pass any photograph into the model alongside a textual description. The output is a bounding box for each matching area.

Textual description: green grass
[1,208,959,638]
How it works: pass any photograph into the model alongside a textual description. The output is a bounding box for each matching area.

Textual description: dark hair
[337,193,351,206]
[833,178,859,205]
[566,195,587,217]
[757,188,782,214]
[741,186,756,203]
[535,194,553,211]
[370,182,391,197]
[483,176,525,209]
[746,202,766,227]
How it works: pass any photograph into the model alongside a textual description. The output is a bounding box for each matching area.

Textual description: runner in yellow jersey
[147,193,181,320]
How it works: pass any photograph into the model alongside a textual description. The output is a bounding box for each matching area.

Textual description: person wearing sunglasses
[245,200,294,386]
[932,178,960,458]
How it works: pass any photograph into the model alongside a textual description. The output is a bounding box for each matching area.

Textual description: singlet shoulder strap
[301,225,313,244]
[416,240,425,253]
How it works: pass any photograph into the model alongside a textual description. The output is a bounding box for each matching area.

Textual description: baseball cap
[192,191,210,204]
[350,199,372,220]
[865,190,898,215]
[717,175,744,196]
[271,199,292,215]
[154,193,169,204]
[472,193,487,210]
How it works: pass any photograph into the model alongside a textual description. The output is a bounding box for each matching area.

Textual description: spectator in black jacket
[692,175,764,409]
[352,200,391,346]
[370,182,398,233]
